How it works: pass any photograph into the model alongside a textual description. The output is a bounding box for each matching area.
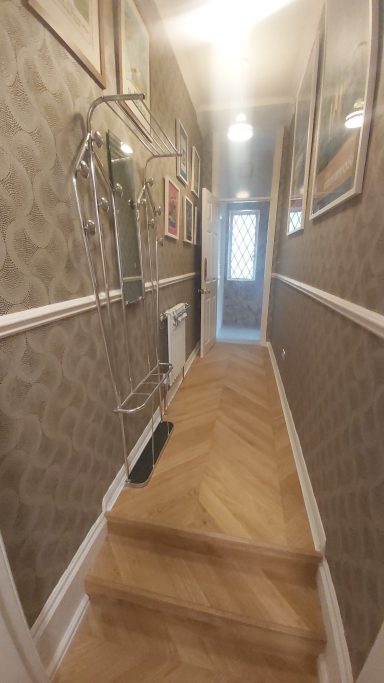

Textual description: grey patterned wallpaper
[222,202,269,328]
[269,3,384,675]
[0,0,202,626]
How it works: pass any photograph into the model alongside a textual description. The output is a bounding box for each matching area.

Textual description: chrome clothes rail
[72,93,180,485]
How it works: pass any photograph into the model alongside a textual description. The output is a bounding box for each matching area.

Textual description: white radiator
[166,303,188,386]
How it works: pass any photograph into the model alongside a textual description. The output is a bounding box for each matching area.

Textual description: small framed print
[194,206,201,245]
[164,177,180,240]
[27,0,106,87]
[176,120,188,185]
[184,196,194,244]
[191,146,201,198]
[115,0,150,136]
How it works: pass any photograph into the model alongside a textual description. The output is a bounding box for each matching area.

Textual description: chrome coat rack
[72,93,180,486]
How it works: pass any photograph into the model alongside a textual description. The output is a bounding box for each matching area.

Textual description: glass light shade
[227,113,253,141]
[345,99,364,129]
[345,110,364,129]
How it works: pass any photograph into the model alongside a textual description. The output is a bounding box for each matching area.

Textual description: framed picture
[310,0,378,219]
[164,177,180,240]
[184,197,194,244]
[176,120,189,185]
[115,0,150,135]
[27,0,105,87]
[287,38,319,234]
[194,206,201,245]
[191,146,201,198]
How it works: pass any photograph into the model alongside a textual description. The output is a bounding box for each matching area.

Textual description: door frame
[0,533,48,682]
[200,188,218,357]
[260,126,284,343]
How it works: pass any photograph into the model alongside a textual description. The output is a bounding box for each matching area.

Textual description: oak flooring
[55,343,324,682]
[55,599,318,683]
[111,343,314,551]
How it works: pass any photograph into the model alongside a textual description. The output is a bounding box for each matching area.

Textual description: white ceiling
[154,0,323,198]
[217,129,276,199]
[154,0,324,124]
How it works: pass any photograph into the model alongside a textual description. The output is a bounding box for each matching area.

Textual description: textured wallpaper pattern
[0,311,123,624]
[270,283,384,676]
[269,4,384,675]
[0,0,202,625]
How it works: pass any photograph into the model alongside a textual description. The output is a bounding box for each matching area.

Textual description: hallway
[1,1,383,680]
[55,343,325,682]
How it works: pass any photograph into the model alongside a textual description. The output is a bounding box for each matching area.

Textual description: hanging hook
[98,196,110,212]
[93,130,104,148]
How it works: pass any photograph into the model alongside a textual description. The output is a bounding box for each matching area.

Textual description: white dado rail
[0,272,199,340]
[273,273,384,340]
[144,271,198,291]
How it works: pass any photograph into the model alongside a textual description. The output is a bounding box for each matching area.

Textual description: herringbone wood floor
[55,343,324,682]
[113,343,314,550]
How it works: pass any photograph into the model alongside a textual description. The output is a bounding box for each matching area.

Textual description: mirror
[107,131,144,304]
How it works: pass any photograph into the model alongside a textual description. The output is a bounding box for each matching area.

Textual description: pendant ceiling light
[227,113,253,142]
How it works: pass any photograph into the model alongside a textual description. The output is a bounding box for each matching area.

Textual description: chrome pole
[93,150,134,392]
[87,136,118,388]
[72,145,129,475]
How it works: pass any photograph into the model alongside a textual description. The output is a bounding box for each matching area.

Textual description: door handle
[198,288,208,294]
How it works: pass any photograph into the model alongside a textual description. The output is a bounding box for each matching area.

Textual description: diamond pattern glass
[228,212,258,280]
[289,210,302,233]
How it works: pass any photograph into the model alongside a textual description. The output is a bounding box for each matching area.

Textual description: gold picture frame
[115,0,150,136]
[27,0,106,88]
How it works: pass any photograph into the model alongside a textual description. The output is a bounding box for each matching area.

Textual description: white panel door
[200,188,218,357]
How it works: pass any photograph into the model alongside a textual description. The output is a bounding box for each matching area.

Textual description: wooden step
[106,514,322,583]
[85,533,325,659]
[54,599,318,682]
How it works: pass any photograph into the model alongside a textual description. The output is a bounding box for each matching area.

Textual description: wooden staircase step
[54,599,318,683]
[106,514,322,582]
[85,534,325,658]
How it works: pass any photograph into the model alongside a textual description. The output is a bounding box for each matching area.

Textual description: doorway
[217,200,270,343]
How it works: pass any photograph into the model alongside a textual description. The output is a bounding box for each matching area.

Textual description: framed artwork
[287,38,319,234]
[191,146,201,198]
[115,0,150,135]
[184,197,194,244]
[310,0,378,219]
[164,177,180,240]
[176,120,189,185]
[194,206,201,245]
[27,0,105,87]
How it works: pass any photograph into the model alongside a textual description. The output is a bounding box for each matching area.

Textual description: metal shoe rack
[72,94,180,486]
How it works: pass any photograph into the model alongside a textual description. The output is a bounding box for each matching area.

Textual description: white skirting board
[317,560,353,683]
[31,342,200,679]
[266,342,325,551]
[266,342,353,683]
